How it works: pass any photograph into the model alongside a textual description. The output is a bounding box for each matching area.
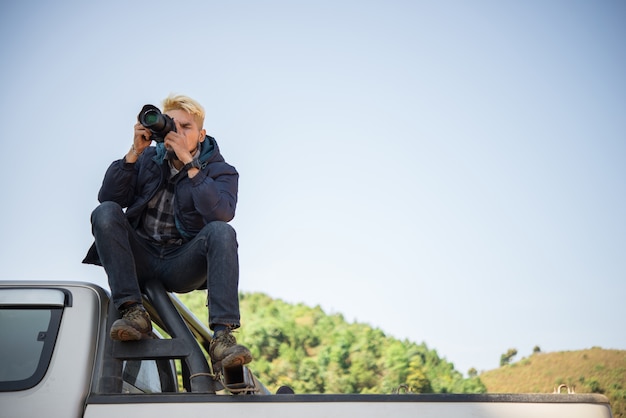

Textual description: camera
[137,104,176,143]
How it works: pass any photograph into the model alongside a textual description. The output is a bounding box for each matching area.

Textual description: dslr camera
[137,104,176,143]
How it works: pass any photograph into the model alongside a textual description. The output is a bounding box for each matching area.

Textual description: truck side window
[0,307,63,391]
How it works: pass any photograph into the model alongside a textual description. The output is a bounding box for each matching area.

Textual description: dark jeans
[90,201,240,329]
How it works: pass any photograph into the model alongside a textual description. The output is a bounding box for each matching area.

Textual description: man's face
[165,109,206,152]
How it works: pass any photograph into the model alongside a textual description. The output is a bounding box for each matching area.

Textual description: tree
[500,348,518,367]
[406,359,432,393]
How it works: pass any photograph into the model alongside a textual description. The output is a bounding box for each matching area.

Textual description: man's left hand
[164,131,193,163]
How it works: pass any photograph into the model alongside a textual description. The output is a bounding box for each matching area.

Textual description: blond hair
[162,94,205,128]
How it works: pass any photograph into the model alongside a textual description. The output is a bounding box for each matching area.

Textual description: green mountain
[176,290,485,394]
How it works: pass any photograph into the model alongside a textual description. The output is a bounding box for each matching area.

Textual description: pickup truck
[0,280,614,418]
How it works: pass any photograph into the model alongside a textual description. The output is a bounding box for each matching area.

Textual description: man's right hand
[126,123,152,163]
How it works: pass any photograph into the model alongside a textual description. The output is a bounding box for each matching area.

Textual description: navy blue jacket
[83,135,238,265]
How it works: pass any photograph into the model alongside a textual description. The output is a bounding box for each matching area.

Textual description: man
[83,94,251,369]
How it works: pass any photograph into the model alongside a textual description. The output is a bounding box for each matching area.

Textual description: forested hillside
[177,290,623,416]
[177,291,485,394]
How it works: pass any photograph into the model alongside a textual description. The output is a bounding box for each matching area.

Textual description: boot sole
[222,350,253,368]
[110,325,143,341]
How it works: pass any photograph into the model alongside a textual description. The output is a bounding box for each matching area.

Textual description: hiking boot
[209,329,252,369]
[110,303,152,341]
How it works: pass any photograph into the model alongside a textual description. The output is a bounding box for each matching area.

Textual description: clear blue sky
[1,0,624,376]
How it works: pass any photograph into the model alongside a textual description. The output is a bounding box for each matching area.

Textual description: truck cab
[0,281,265,417]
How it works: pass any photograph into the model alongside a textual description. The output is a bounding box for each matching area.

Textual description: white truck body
[0,281,613,418]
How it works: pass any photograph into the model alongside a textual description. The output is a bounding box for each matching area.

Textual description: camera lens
[143,111,160,126]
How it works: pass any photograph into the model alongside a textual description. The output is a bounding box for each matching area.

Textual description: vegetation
[176,290,485,395]
[176,290,624,418]
[500,348,518,366]
[480,347,626,418]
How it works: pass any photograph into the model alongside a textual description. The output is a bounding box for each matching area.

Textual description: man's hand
[164,130,194,163]
[126,123,152,163]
